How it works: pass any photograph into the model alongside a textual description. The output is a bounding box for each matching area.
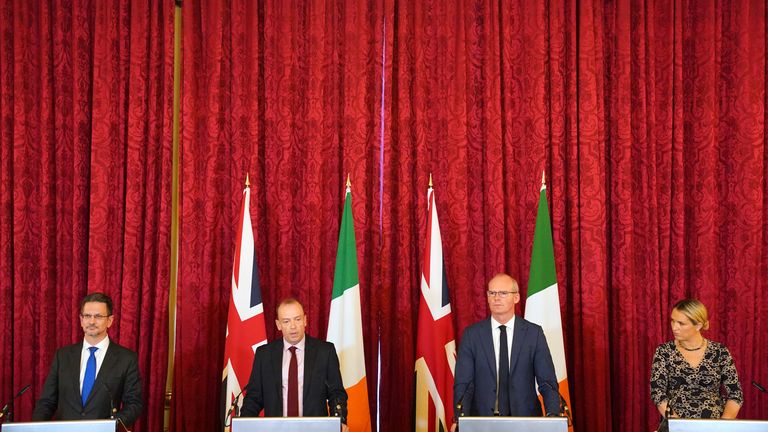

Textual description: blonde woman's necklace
[679,337,705,352]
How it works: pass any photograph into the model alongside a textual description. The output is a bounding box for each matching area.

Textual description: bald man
[240,298,348,430]
[452,274,559,430]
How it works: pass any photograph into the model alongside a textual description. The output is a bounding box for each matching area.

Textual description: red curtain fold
[174,1,384,430]
[3,1,768,432]
[0,1,174,431]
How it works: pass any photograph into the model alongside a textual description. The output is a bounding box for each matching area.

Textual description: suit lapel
[84,342,116,408]
[69,343,85,407]
[509,317,527,374]
[271,341,284,411]
[480,319,497,381]
[303,337,317,403]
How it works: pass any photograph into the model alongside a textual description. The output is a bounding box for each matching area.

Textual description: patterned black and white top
[650,340,743,418]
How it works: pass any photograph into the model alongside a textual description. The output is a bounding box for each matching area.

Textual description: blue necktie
[82,346,98,405]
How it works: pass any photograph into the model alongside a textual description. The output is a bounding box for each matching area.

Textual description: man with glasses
[451,273,559,430]
[32,292,143,426]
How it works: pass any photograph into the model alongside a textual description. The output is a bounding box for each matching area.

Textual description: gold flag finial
[541,170,546,186]
[346,173,351,188]
[429,173,433,188]
[245,173,251,187]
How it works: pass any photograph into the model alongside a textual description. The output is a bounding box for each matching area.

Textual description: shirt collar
[491,315,515,330]
[83,336,110,352]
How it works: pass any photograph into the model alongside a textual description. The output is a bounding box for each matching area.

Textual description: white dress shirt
[79,336,110,394]
[490,315,515,374]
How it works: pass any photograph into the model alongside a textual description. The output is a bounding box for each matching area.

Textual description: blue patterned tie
[82,346,98,405]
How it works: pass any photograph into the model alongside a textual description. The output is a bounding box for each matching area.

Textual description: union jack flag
[415,182,456,432]
[222,179,267,429]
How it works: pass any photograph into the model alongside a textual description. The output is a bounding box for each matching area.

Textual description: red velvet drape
[0,1,174,431]
[3,1,768,432]
[173,1,384,430]
[176,1,768,431]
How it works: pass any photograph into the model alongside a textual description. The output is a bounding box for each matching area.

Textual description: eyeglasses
[486,291,519,298]
[80,314,110,321]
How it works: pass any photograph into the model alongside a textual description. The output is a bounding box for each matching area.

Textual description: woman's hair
[672,298,710,330]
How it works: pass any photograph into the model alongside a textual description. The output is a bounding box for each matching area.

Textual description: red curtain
[176,1,768,431]
[173,1,385,430]
[3,1,768,432]
[0,1,175,431]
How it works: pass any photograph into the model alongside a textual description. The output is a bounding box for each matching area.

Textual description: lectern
[1,419,117,432]
[458,416,568,432]
[231,417,341,432]
[669,418,768,432]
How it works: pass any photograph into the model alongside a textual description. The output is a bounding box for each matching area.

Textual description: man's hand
[341,423,349,432]
[450,423,457,432]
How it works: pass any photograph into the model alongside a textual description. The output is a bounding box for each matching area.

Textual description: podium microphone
[0,384,31,423]
[753,381,768,394]
[225,390,244,427]
[324,380,345,422]
[540,381,571,423]
[658,391,674,432]
[453,382,474,432]
[658,409,670,432]
[493,377,500,416]
[102,383,130,432]
[233,391,243,418]
[455,382,474,419]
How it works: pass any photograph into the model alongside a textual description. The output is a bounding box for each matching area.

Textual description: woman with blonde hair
[650,299,743,419]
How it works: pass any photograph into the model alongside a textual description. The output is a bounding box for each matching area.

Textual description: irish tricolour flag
[326,181,372,432]
[525,172,573,430]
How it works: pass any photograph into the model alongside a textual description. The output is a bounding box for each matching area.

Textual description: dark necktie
[287,346,299,416]
[498,325,510,415]
[82,346,98,406]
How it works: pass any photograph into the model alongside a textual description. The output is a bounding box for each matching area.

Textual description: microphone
[540,381,571,423]
[453,382,474,432]
[0,384,31,422]
[658,409,670,432]
[233,391,243,418]
[493,377,500,416]
[658,417,669,432]
[225,390,243,427]
[455,382,474,419]
[324,381,345,423]
[658,387,675,432]
[753,381,768,394]
[102,383,130,432]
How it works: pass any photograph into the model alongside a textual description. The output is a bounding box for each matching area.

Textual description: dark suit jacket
[32,340,143,426]
[453,317,560,417]
[241,335,348,421]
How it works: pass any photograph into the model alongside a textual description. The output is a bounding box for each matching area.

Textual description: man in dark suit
[241,298,348,431]
[452,274,559,430]
[32,292,143,427]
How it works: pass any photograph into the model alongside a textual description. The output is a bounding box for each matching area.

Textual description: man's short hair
[276,298,304,315]
[80,292,114,316]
